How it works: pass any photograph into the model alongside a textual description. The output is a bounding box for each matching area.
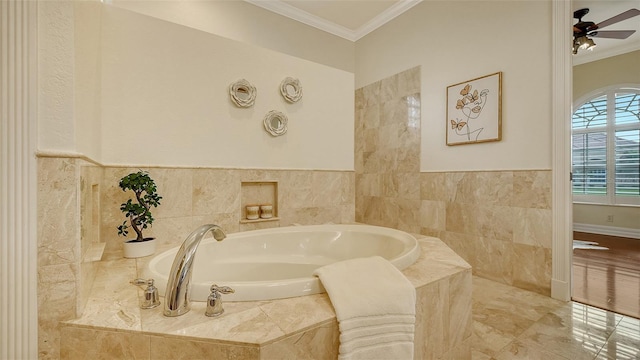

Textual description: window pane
[615,129,639,196]
[573,132,607,195]
[615,92,640,125]
[573,95,607,129]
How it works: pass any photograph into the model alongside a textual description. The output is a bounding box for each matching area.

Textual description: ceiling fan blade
[590,30,636,39]
[595,8,640,30]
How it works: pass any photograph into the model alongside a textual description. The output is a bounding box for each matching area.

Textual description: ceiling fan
[572,7,640,54]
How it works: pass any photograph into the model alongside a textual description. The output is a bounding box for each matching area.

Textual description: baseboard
[551,278,571,301]
[573,223,640,240]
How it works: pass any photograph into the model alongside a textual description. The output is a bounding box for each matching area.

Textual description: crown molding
[244,0,422,42]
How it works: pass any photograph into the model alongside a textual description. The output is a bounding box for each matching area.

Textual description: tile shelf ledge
[239,217,280,224]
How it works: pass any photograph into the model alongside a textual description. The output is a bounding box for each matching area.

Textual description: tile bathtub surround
[60,236,473,359]
[421,171,553,296]
[354,67,552,296]
[99,167,355,260]
[37,157,83,359]
[37,157,355,358]
[355,66,422,234]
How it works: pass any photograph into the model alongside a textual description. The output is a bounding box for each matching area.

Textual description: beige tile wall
[354,67,552,296]
[37,157,355,358]
[100,167,355,260]
[355,66,422,234]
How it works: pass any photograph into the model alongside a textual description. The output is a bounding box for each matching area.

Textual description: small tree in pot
[117,171,162,257]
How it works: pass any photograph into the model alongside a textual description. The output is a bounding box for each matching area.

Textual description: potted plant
[117,170,162,258]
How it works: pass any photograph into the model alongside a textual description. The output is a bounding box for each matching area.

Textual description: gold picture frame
[446,72,502,146]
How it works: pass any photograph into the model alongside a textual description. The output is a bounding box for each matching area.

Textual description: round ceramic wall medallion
[229,79,257,108]
[279,77,303,103]
[263,110,288,137]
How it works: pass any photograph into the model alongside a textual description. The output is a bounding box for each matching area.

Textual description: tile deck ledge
[62,235,471,349]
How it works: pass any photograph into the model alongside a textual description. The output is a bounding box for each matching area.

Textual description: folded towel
[313,256,416,360]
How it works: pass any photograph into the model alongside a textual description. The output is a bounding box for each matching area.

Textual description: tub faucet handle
[130,278,161,309]
[205,284,235,317]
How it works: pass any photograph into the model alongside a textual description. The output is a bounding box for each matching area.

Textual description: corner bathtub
[147,224,420,302]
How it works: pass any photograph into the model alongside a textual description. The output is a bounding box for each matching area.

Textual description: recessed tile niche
[240,181,278,222]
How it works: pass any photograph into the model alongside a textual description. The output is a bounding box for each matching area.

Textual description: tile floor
[472,276,640,359]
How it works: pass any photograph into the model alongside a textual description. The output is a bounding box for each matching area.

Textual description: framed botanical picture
[446,72,502,146]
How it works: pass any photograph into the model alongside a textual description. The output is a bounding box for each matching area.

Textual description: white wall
[355,1,552,172]
[109,0,356,73]
[74,1,103,160]
[100,6,354,170]
[38,1,76,152]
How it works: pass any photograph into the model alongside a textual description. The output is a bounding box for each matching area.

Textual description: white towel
[313,256,416,360]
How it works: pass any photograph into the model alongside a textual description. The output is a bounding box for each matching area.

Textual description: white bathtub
[147,224,420,302]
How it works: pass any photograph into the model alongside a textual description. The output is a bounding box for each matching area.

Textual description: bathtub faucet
[163,224,226,317]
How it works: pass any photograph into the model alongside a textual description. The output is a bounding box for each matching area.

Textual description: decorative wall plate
[263,110,288,136]
[229,79,257,107]
[279,77,303,103]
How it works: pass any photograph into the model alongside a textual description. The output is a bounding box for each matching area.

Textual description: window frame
[572,84,640,206]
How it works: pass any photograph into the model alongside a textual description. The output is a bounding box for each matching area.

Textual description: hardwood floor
[572,231,640,319]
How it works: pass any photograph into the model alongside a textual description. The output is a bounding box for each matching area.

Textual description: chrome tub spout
[164,224,226,317]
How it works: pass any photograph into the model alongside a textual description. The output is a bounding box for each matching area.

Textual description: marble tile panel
[595,316,640,360]
[145,168,193,219]
[494,340,572,360]
[377,123,402,150]
[278,206,343,226]
[191,212,241,234]
[403,239,471,287]
[149,335,259,360]
[438,231,477,269]
[443,337,471,359]
[38,263,79,321]
[414,279,448,360]
[381,173,399,197]
[239,219,281,232]
[395,147,420,174]
[420,200,446,231]
[512,207,552,248]
[511,243,552,296]
[517,306,613,360]
[259,322,339,360]
[38,158,80,267]
[396,198,421,233]
[361,150,382,174]
[278,170,313,209]
[483,284,563,323]
[471,236,513,285]
[360,100,380,130]
[361,79,381,108]
[140,301,285,344]
[512,170,552,209]
[420,172,448,202]
[449,269,473,348]
[339,172,355,205]
[311,171,343,207]
[258,294,335,334]
[446,203,514,242]
[355,88,364,110]
[472,320,515,358]
[143,215,195,249]
[192,168,241,216]
[380,71,399,103]
[60,326,151,360]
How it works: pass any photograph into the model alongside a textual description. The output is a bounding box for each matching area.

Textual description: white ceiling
[246,0,640,63]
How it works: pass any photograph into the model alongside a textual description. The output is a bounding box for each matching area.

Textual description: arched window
[572,85,640,205]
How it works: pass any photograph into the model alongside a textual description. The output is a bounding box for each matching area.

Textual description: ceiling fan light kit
[572,7,640,54]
